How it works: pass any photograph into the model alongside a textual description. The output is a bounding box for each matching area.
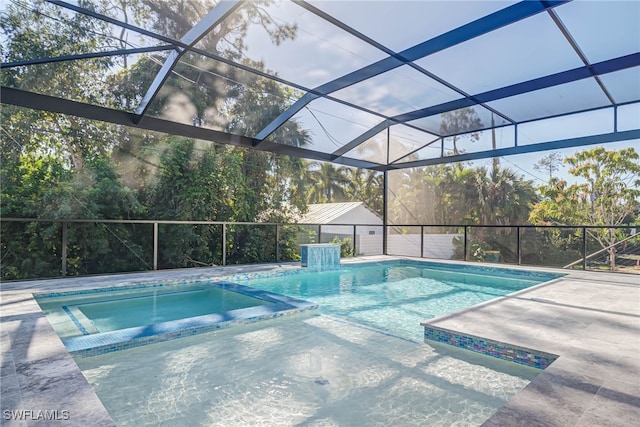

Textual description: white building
[298,202,382,255]
[298,202,461,259]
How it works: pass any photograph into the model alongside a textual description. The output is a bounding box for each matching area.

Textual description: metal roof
[299,202,380,224]
[2,0,639,171]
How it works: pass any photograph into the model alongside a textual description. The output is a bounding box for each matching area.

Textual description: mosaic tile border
[61,305,90,335]
[423,325,558,369]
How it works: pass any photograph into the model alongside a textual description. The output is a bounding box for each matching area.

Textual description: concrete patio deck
[1,256,638,426]
[420,264,640,426]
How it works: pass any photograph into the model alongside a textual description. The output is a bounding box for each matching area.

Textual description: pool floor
[76,312,540,427]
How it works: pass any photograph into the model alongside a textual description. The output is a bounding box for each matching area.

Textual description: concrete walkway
[419,263,640,426]
[1,257,638,426]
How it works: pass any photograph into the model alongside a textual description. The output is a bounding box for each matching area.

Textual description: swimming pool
[238,260,563,341]
[46,260,561,426]
[37,260,562,355]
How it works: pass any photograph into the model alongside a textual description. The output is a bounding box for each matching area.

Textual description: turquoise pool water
[240,261,562,341]
[36,261,561,349]
[33,282,319,353]
[75,287,267,332]
[60,261,558,426]
[36,284,267,338]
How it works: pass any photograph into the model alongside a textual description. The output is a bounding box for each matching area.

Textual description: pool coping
[1,256,639,426]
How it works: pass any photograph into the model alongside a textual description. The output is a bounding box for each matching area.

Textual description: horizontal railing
[1,218,638,280]
[562,232,640,269]
[386,223,639,273]
[0,218,382,279]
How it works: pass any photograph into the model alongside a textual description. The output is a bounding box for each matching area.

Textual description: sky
[2,0,638,179]
[223,0,640,160]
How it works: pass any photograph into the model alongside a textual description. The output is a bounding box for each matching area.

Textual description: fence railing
[562,232,640,269]
[0,218,382,279]
[1,218,638,280]
[386,224,639,274]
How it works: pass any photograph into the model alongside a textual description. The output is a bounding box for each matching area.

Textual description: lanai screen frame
[2,0,640,241]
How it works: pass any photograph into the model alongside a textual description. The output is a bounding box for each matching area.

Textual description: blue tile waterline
[62,305,90,336]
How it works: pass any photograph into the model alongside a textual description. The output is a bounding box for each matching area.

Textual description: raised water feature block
[300,243,341,271]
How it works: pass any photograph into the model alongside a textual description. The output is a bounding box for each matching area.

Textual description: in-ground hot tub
[35,281,317,356]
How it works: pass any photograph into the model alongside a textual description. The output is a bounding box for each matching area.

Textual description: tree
[529,147,640,270]
[222,74,310,221]
[1,0,312,277]
[1,0,122,171]
[387,168,427,224]
[104,0,311,265]
[344,168,384,216]
[106,0,309,225]
[390,164,470,225]
[1,1,150,278]
[109,0,298,124]
[471,166,538,226]
[462,166,538,261]
[388,164,470,225]
[305,162,350,204]
[0,147,148,278]
[386,160,539,262]
[387,162,535,227]
[426,163,477,225]
[533,152,563,181]
[440,108,482,155]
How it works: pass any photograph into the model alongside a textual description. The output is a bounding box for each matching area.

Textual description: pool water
[36,261,559,344]
[78,287,268,332]
[77,313,542,427]
[36,284,270,338]
[240,262,560,341]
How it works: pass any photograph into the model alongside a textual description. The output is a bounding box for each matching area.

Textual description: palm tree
[305,161,350,203]
[472,166,537,226]
[466,166,538,261]
[344,168,384,215]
